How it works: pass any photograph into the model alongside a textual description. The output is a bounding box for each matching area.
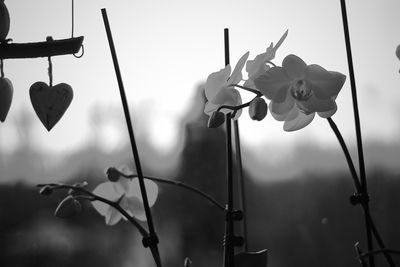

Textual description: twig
[327,118,395,266]
[37,183,149,237]
[119,173,225,211]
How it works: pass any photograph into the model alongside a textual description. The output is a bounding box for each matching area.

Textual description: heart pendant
[30,81,73,131]
[0,77,13,122]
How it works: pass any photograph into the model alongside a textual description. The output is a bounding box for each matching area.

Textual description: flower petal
[283,111,315,131]
[114,178,130,195]
[205,65,231,101]
[306,65,346,99]
[282,54,307,79]
[272,29,289,54]
[246,50,271,80]
[105,206,122,225]
[124,179,159,221]
[254,67,292,102]
[318,102,337,118]
[270,98,297,121]
[270,93,294,115]
[92,182,119,201]
[229,52,250,85]
[204,101,218,116]
[298,95,336,113]
[211,87,235,105]
[92,182,120,219]
[126,179,159,207]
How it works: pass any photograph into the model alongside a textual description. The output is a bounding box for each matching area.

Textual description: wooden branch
[0,36,84,59]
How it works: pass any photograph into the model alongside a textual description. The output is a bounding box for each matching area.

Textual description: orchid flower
[92,166,158,225]
[204,51,249,119]
[254,54,346,131]
[244,30,288,89]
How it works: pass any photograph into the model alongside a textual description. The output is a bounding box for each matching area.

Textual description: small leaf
[248,97,268,121]
[207,111,225,128]
[54,195,82,218]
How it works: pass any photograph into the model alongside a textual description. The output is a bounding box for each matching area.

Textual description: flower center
[291,79,312,101]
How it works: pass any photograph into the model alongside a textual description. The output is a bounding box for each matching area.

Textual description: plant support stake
[101,8,161,267]
[339,1,394,266]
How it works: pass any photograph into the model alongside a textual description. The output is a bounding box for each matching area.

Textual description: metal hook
[73,44,84,58]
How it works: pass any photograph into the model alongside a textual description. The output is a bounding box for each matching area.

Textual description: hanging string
[48,56,53,86]
[71,0,84,58]
[0,59,4,78]
[71,0,74,38]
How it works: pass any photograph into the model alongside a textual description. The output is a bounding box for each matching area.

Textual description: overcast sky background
[0,0,399,182]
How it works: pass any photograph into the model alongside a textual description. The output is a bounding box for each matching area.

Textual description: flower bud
[54,195,82,218]
[184,257,192,267]
[248,97,268,121]
[106,167,121,182]
[207,111,225,128]
[39,185,53,196]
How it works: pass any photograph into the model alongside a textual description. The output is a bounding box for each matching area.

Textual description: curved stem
[120,174,225,211]
[267,61,276,67]
[327,118,395,266]
[229,84,262,96]
[327,118,361,192]
[217,95,259,115]
[37,183,149,237]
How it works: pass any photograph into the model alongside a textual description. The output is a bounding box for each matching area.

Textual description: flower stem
[229,84,262,97]
[233,120,249,252]
[327,118,361,191]
[120,173,225,211]
[37,183,149,237]
[217,95,259,116]
[224,112,235,267]
[327,118,395,266]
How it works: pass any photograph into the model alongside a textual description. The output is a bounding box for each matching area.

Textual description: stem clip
[350,193,370,206]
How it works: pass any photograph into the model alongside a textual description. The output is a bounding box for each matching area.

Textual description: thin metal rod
[101,8,161,267]
[223,28,235,267]
[339,1,373,266]
[233,121,248,252]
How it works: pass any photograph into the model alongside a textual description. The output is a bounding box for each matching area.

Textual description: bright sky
[1,0,400,180]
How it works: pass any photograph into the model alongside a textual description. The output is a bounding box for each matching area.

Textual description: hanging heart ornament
[29,81,73,131]
[0,77,13,122]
